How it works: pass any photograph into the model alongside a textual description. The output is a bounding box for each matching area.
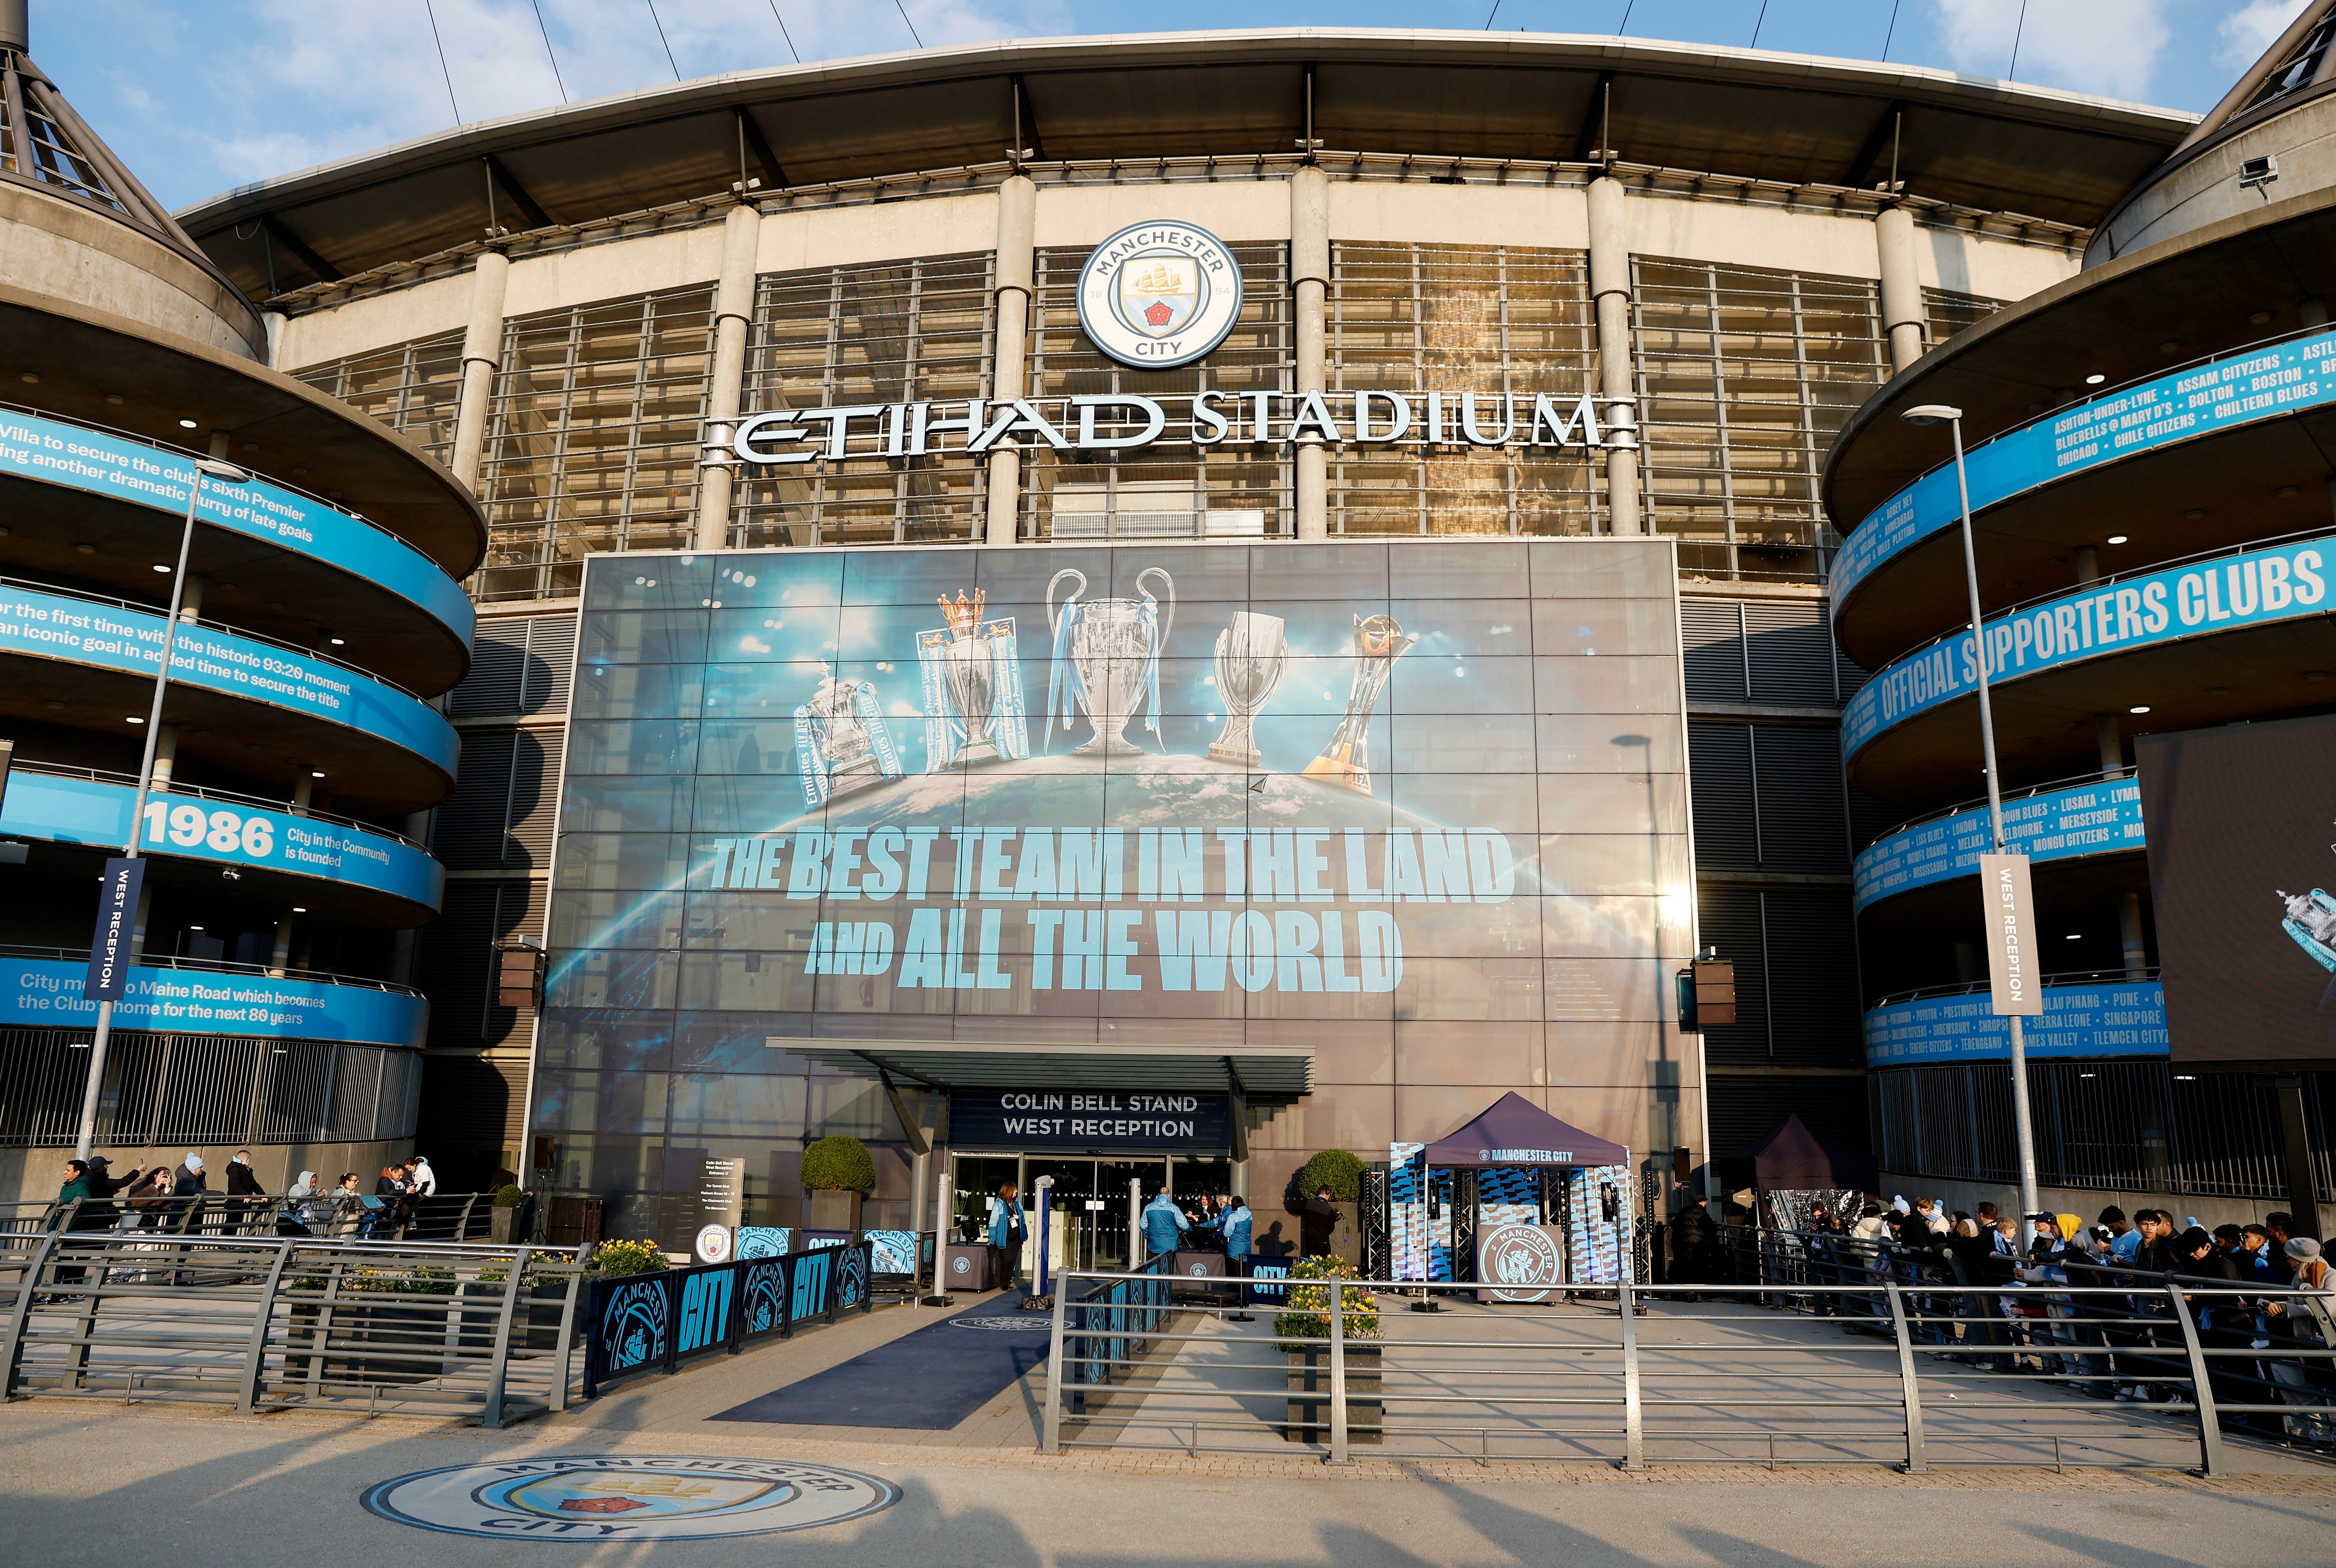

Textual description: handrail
[0,942,423,997]
[0,571,428,702]
[1860,766,2134,858]
[1869,966,2160,1010]
[1862,523,2336,676]
[6,756,426,849]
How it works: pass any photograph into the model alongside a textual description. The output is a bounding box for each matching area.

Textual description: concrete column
[2075,546,2100,586]
[177,575,205,624]
[1291,164,1331,541]
[1588,175,1642,535]
[291,776,314,814]
[2119,891,2148,978]
[268,913,296,978]
[985,175,1037,547]
[2306,297,2329,329]
[449,250,512,492]
[2096,713,2123,775]
[1876,204,1925,375]
[148,723,179,790]
[692,202,764,553]
[261,311,288,369]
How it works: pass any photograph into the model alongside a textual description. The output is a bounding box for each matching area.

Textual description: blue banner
[1854,777,2144,911]
[1,956,427,1047]
[87,858,143,1003]
[0,586,459,779]
[1844,536,2334,757]
[1864,980,2168,1065]
[0,409,473,648]
[0,772,443,911]
[1835,331,2336,605]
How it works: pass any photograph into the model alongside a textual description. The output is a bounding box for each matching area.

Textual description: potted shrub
[1296,1149,1365,1265]
[800,1136,873,1233]
[590,1238,669,1276]
[1276,1255,1381,1444]
[489,1183,526,1243]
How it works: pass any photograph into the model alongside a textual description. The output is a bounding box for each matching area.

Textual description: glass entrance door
[1093,1159,1165,1269]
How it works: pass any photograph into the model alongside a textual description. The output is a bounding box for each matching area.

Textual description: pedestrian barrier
[1037,1263,2336,1472]
[3,1191,512,1244]
[582,1240,875,1397]
[0,1230,587,1427]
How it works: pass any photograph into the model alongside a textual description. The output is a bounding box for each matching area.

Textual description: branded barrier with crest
[581,1240,874,1397]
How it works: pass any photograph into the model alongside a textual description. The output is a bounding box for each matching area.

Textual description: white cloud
[2218,0,2314,71]
[1931,0,2172,101]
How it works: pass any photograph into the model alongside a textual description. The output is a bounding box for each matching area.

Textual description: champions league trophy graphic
[1046,565,1176,756]
[792,665,902,807]
[1207,611,1287,767]
[1302,612,1415,795]
[934,590,1001,767]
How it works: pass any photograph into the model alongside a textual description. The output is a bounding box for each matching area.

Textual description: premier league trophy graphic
[1046,565,1176,756]
[793,664,901,806]
[934,589,1002,767]
[1207,611,1287,767]
[1302,612,1415,795]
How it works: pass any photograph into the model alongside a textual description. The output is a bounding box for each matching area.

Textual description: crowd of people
[47,1151,443,1241]
[1756,1193,2334,1448]
[973,1181,1261,1290]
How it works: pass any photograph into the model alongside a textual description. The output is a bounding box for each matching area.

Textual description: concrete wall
[1878,1169,2302,1235]
[2092,95,2336,263]
[0,181,266,360]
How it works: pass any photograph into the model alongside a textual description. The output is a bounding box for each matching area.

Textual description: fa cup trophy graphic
[1303,612,1415,795]
[792,664,901,806]
[1207,611,1287,767]
[934,589,1001,767]
[1046,565,1176,756]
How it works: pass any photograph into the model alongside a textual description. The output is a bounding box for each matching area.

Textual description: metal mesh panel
[0,1030,419,1147]
[325,1045,386,1142]
[146,1037,264,1148]
[478,287,715,600]
[256,1041,337,1144]
[1021,242,1291,540]
[736,252,994,547]
[1921,286,2004,352]
[1328,243,1594,537]
[291,330,464,466]
[1633,257,1884,581]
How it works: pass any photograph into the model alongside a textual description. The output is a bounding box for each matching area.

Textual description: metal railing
[5,1193,512,1243]
[7,756,429,848]
[1038,1254,2336,1472]
[0,1229,588,1426]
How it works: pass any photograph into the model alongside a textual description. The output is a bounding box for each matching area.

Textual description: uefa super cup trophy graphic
[1302,612,1415,795]
[1207,611,1286,767]
[935,589,1001,767]
[1046,565,1176,756]
[805,665,882,797]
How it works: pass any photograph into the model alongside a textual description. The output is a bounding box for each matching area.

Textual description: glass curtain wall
[1631,258,1885,580]
[473,286,715,601]
[1328,243,1598,537]
[1020,242,1292,540]
[732,252,993,550]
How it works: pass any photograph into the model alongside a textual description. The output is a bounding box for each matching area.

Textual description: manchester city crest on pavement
[1075,219,1244,370]
[360,1455,899,1541]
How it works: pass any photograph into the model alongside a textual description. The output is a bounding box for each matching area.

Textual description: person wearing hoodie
[172,1153,211,1235]
[1143,1187,1190,1259]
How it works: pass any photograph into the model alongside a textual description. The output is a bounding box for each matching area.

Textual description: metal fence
[0,1230,588,1426]
[1038,1254,2335,1472]
[4,1192,512,1244]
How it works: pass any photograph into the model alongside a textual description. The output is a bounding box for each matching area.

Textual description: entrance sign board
[948,1089,1231,1152]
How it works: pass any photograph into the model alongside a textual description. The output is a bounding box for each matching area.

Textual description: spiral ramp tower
[0,0,484,1194]
[1828,3,2336,1212]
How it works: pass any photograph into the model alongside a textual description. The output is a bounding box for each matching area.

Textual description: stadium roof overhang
[173,28,2195,300]
[784,1039,1313,1097]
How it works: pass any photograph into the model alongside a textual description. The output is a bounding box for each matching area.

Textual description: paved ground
[3,1398,2336,1566]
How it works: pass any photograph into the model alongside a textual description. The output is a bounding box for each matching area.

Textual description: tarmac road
[3,1402,2334,1567]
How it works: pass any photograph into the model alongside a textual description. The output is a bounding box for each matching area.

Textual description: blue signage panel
[1854,778,2145,912]
[0,771,443,910]
[1,956,427,1047]
[86,857,143,1002]
[1845,536,2336,757]
[1863,980,2168,1065]
[0,586,459,778]
[1835,331,2336,604]
[0,409,474,647]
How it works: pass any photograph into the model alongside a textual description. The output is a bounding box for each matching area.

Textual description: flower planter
[1284,1342,1381,1444]
[808,1189,862,1232]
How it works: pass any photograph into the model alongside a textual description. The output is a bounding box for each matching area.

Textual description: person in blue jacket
[1221,1196,1253,1262]
[987,1180,1025,1289]
[1142,1187,1189,1258]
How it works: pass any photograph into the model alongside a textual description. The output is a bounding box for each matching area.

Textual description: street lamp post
[1900,403,2040,1222]
[71,453,251,1160]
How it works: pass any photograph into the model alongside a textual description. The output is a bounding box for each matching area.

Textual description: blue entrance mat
[708,1291,1050,1430]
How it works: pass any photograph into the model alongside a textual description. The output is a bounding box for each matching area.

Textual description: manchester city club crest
[1075,219,1244,369]
[360,1455,899,1541]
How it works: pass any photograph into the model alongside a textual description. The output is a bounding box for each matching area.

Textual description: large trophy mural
[1207,611,1287,767]
[915,588,1030,771]
[1302,612,1415,796]
[1045,565,1176,756]
[793,665,904,807]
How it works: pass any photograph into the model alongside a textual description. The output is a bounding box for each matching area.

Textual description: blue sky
[34,1,2313,212]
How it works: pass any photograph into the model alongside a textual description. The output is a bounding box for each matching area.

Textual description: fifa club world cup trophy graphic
[1303,612,1414,795]
[1046,565,1176,756]
[1207,611,1287,767]
[935,589,1001,767]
